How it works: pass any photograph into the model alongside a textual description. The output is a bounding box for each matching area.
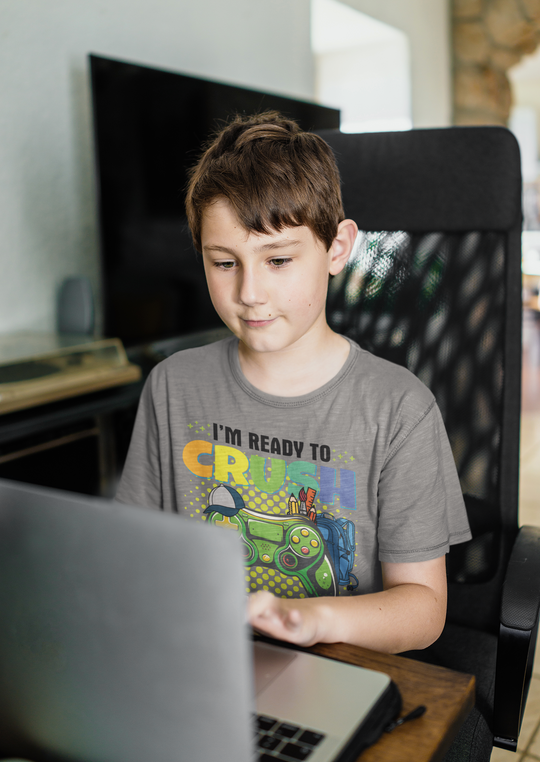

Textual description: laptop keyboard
[255,714,326,761]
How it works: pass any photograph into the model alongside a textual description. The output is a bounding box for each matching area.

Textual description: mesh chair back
[319,128,522,632]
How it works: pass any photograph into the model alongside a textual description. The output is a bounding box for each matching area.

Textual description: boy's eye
[215,261,236,270]
[269,257,291,268]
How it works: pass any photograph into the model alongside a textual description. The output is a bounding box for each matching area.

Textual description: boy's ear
[329,219,358,276]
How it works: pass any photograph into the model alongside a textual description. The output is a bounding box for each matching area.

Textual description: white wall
[510,48,540,157]
[316,38,411,131]
[312,2,412,133]
[340,0,452,128]
[0,0,314,335]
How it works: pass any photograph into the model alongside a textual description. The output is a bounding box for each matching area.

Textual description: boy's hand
[245,557,448,653]
[247,590,325,647]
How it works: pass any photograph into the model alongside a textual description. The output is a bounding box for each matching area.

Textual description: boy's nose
[238,268,268,306]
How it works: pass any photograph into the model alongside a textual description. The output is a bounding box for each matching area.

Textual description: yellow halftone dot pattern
[245,566,306,598]
[231,479,292,514]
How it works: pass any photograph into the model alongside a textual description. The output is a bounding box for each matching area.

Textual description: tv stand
[0,328,231,497]
[138,326,231,365]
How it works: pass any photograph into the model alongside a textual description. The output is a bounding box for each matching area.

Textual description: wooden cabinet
[0,383,142,497]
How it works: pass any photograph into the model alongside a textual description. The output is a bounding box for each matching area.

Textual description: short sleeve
[377,402,471,563]
[115,374,163,510]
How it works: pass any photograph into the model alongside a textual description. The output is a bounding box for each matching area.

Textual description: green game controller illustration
[204,484,337,597]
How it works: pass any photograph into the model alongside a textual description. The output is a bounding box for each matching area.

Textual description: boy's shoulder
[347,340,434,404]
[148,336,234,384]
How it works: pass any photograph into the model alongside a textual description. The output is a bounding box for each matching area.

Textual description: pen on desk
[385,705,426,733]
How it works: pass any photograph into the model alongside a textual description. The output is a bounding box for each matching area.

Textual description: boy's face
[201,198,345,357]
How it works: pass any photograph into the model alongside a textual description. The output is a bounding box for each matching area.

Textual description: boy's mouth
[241,317,276,328]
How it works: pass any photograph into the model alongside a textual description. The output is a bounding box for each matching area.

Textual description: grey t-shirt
[117,337,471,597]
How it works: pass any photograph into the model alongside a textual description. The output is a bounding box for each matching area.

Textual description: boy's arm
[246,556,447,654]
[115,374,163,509]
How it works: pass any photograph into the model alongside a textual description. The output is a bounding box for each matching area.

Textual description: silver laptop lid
[0,479,253,762]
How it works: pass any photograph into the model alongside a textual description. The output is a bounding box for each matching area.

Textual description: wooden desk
[1,641,474,762]
[308,642,475,762]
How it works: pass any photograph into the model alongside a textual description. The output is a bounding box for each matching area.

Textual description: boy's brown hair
[185,111,344,253]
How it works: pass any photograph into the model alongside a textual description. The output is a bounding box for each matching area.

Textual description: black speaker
[57,277,95,335]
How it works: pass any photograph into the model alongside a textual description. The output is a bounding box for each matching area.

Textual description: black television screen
[89,54,340,347]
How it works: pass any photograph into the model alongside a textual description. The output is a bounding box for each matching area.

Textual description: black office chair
[319,126,540,761]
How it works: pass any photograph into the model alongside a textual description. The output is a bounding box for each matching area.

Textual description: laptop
[0,479,399,762]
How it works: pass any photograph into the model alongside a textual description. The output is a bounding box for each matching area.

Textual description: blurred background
[3,0,540,336]
[5,0,540,337]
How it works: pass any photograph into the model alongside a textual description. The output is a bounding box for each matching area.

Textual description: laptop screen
[0,479,253,762]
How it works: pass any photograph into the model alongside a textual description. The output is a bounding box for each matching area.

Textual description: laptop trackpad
[253,641,297,696]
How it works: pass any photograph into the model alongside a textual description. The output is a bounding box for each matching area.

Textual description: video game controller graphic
[204,484,337,597]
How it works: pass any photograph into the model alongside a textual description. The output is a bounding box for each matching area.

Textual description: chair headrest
[317,126,522,233]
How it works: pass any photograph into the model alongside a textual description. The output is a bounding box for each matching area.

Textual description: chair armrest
[493,525,540,751]
[500,525,540,630]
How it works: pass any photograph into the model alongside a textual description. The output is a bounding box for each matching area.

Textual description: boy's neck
[237,326,350,397]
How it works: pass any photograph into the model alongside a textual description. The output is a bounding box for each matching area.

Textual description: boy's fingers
[285,607,302,629]
[247,591,302,633]
[247,590,276,618]
[247,594,308,645]
[247,591,284,628]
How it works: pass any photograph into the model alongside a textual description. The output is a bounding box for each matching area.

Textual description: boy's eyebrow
[203,239,303,255]
[256,239,303,252]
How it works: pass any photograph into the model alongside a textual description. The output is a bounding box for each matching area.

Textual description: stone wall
[453,0,540,124]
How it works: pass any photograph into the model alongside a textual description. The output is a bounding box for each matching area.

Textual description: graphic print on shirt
[181,421,360,598]
[205,483,359,597]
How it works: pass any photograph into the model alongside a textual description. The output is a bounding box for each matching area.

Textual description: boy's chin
[237,333,305,357]
[238,337,282,354]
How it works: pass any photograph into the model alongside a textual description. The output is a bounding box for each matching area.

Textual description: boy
[116,112,471,654]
